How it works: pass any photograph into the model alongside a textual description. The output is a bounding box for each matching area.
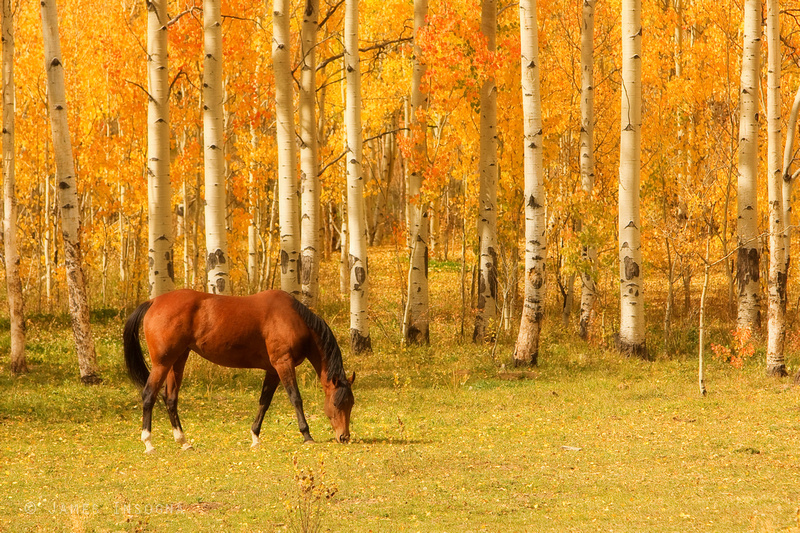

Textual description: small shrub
[710,326,756,369]
[285,453,338,533]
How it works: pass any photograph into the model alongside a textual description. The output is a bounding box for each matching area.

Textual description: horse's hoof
[181,443,194,452]
[144,446,156,454]
[303,438,316,445]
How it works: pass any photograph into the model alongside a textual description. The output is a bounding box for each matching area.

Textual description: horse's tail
[123,300,153,389]
[291,298,348,384]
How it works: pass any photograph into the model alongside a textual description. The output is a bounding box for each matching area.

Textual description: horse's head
[325,372,355,443]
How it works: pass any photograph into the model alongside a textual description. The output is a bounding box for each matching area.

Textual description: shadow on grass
[353,437,434,445]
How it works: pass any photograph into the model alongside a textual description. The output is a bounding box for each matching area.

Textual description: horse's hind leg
[141,365,170,453]
[250,371,280,448]
[276,364,314,443]
[162,350,192,451]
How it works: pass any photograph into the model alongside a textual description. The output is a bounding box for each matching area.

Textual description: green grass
[2,313,800,532]
[3,250,800,532]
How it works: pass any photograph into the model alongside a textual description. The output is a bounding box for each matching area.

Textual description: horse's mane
[291,298,348,386]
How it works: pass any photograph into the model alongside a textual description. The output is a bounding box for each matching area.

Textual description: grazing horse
[123,289,354,453]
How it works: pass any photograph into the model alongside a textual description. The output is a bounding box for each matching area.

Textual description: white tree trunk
[248,122,259,292]
[402,0,430,345]
[203,0,229,294]
[766,0,787,376]
[3,0,25,374]
[146,0,174,298]
[345,0,371,353]
[578,0,596,340]
[513,0,545,366]
[736,0,761,333]
[299,0,320,307]
[40,0,100,383]
[474,0,499,343]
[274,0,301,297]
[781,87,800,286]
[618,0,647,357]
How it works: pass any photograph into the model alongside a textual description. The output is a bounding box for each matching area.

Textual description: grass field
[3,251,800,532]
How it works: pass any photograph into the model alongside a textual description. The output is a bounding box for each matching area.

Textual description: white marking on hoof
[181,442,194,451]
[142,430,155,453]
[173,428,186,445]
[250,431,260,449]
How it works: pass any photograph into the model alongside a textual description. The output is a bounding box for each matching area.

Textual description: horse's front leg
[250,371,280,448]
[277,365,314,443]
[141,365,169,453]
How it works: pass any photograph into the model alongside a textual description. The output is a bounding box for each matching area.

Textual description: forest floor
[2,250,800,531]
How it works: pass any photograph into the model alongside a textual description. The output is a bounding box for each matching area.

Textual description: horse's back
[143,289,314,370]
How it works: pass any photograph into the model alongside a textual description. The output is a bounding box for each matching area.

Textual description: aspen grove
[7,0,800,377]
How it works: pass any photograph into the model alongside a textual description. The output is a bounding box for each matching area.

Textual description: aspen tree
[40,0,101,383]
[3,0,25,374]
[578,0,596,340]
[402,0,430,345]
[345,0,371,353]
[781,87,800,303]
[618,0,647,357]
[204,0,229,294]
[736,0,761,333]
[299,0,320,306]
[474,0,499,343]
[512,0,545,366]
[248,121,259,292]
[274,0,301,297]
[765,0,787,376]
[146,0,174,297]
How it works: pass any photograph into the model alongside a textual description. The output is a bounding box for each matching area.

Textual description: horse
[122,289,354,453]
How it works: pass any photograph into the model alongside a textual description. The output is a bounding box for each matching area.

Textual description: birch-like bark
[766,0,787,376]
[146,0,174,298]
[618,0,647,358]
[203,0,229,294]
[40,0,100,383]
[474,0,499,343]
[781,87,800,285]
[299,0,320,306]
[513,0,545,366]
[274,0,301,297]
[3,0,25,374]
[736,0,761,333]
[248,122,259,292]
[578,0,596,340]
[345,0,371,353]
[402,0,430,345]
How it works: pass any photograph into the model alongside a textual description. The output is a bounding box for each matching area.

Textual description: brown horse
[123,289,354,453]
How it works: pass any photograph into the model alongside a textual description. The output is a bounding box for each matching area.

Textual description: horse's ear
[349,371,356,386]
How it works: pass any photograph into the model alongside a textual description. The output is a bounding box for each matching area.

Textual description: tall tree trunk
[299,0,320,307]
[345,0,371,353]
[248,122,259,292]
[403,0,430,345]
[513,0,545,366]
[274,0,301,297]
[3,0,25,374]
[766,0,787,376]
[781,88,800,299]
[203,0,229,294]
[736,0,761,333]
[146,0,174,298]
[578,0,596,340]
[618,0,647,358]
[474,0,499,343]
[40,0,100,383]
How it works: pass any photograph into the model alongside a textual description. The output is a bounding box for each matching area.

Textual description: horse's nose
[339,433,350,444]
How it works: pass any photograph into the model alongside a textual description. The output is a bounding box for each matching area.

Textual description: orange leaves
[710,328,757,369]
